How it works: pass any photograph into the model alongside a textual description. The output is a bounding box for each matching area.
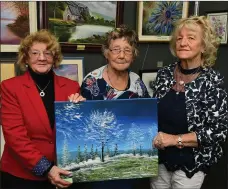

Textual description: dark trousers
[0,171,56,189]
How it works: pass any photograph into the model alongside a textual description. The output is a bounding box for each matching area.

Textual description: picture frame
[39,2,124,52]
[1,2,37,52]
[0,60,16,157]
[207,12,228,44]
[137,2,189,42]
[53,57,84,85]
[139,69,158,97]
[0,61,16,82]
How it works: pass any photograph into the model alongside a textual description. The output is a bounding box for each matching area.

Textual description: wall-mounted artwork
[39,2,124,52]
[55,99,158,183]
[139,70,158,97]
[53,58,84,85]
[137,2,189,42]
[207,12,228,44]
[0,2,37,52]
[0,60,16,157]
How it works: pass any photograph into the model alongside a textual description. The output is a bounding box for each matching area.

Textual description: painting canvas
[137,2,189,42]
[53,58,84,85]
[55,99,158,183]
[207,12,228,44]
[0,2,37,52]
[40,1,123,52]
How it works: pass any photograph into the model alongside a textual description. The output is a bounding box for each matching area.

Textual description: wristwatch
[177,134,184,149]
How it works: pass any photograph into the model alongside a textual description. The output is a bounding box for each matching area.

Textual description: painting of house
[55,98,158,183]
[63,2,90,22]
[46,1,118,44]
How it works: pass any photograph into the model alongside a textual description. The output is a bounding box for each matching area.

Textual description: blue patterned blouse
[81,65,150,100]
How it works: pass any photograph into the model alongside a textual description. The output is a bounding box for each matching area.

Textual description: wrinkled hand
[68,93,86,103]
[48,165,72,188]
[153,132,176,150]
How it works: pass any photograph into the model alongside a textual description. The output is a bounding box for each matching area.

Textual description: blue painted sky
[55,99,158,155]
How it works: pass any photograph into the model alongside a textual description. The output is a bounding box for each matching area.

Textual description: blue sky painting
[55,98,158,183]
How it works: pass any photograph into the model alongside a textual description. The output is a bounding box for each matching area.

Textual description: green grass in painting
[72,156,158,182]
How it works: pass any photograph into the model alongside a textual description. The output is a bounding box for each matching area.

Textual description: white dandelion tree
[147,123,158,156]
[55,103,84,167]
[126,123,145,156]
[84,110,124,162]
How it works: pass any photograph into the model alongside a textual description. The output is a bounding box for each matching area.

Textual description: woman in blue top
[71,25,150,189]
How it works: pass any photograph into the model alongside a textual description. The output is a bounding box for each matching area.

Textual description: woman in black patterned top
[151,16,228,189]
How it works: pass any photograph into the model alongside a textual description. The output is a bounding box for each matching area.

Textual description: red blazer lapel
[54,74,67,101]
[21,72,52,136]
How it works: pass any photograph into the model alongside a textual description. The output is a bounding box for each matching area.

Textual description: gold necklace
[106,67,128,91]
[36,80,51,97]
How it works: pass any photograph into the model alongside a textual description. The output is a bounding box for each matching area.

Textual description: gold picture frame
[0,61,16,157]
[1,2,37,52]
[137,2,189,42]
[0,62,16,81]
[53,57,84,85]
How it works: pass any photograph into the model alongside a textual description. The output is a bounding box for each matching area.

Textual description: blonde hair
[102,25,139,59]
[17,29,62,71]
[170,16,220,67]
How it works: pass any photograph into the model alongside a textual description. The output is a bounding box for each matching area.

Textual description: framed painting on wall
[0,2,37,52]
[39,2,124,52]
[0,60,16,157]
[207,12,228,44]
[53,57,84,85]
[137,2,189,42]
[55,99,158,183]
[139,69,158,97]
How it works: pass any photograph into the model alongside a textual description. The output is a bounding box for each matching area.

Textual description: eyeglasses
[109,48,133,55]
[29,50,54,59]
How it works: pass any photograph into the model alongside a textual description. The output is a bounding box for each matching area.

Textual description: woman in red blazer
[0,30,84,189]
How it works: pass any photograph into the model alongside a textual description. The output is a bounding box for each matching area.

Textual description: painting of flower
[207,12,228,44]
[137,1,188,42]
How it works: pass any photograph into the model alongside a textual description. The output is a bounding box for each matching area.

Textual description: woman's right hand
[68,93,86,103]
[48,165,72,188]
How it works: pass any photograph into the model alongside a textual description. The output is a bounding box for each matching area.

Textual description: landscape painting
[53,58,84,85]
[55,99,158,183]
[46,1,120,45]
[0,1,37,52]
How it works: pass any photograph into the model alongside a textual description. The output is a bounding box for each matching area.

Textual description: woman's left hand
[68,93,86,103]
[153,132,176,149]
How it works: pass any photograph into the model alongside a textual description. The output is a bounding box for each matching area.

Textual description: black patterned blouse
[152,62,228,177]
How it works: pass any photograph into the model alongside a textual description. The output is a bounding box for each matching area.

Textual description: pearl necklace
[36,80,51,97]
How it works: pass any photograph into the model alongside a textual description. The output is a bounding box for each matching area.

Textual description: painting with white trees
[55,98,158,183]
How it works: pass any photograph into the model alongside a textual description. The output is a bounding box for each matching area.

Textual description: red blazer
[0,71,80,180]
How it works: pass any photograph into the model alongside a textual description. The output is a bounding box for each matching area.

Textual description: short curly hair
[17,29,62,71]
[170,16,220,67]
[102,25,139,59]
